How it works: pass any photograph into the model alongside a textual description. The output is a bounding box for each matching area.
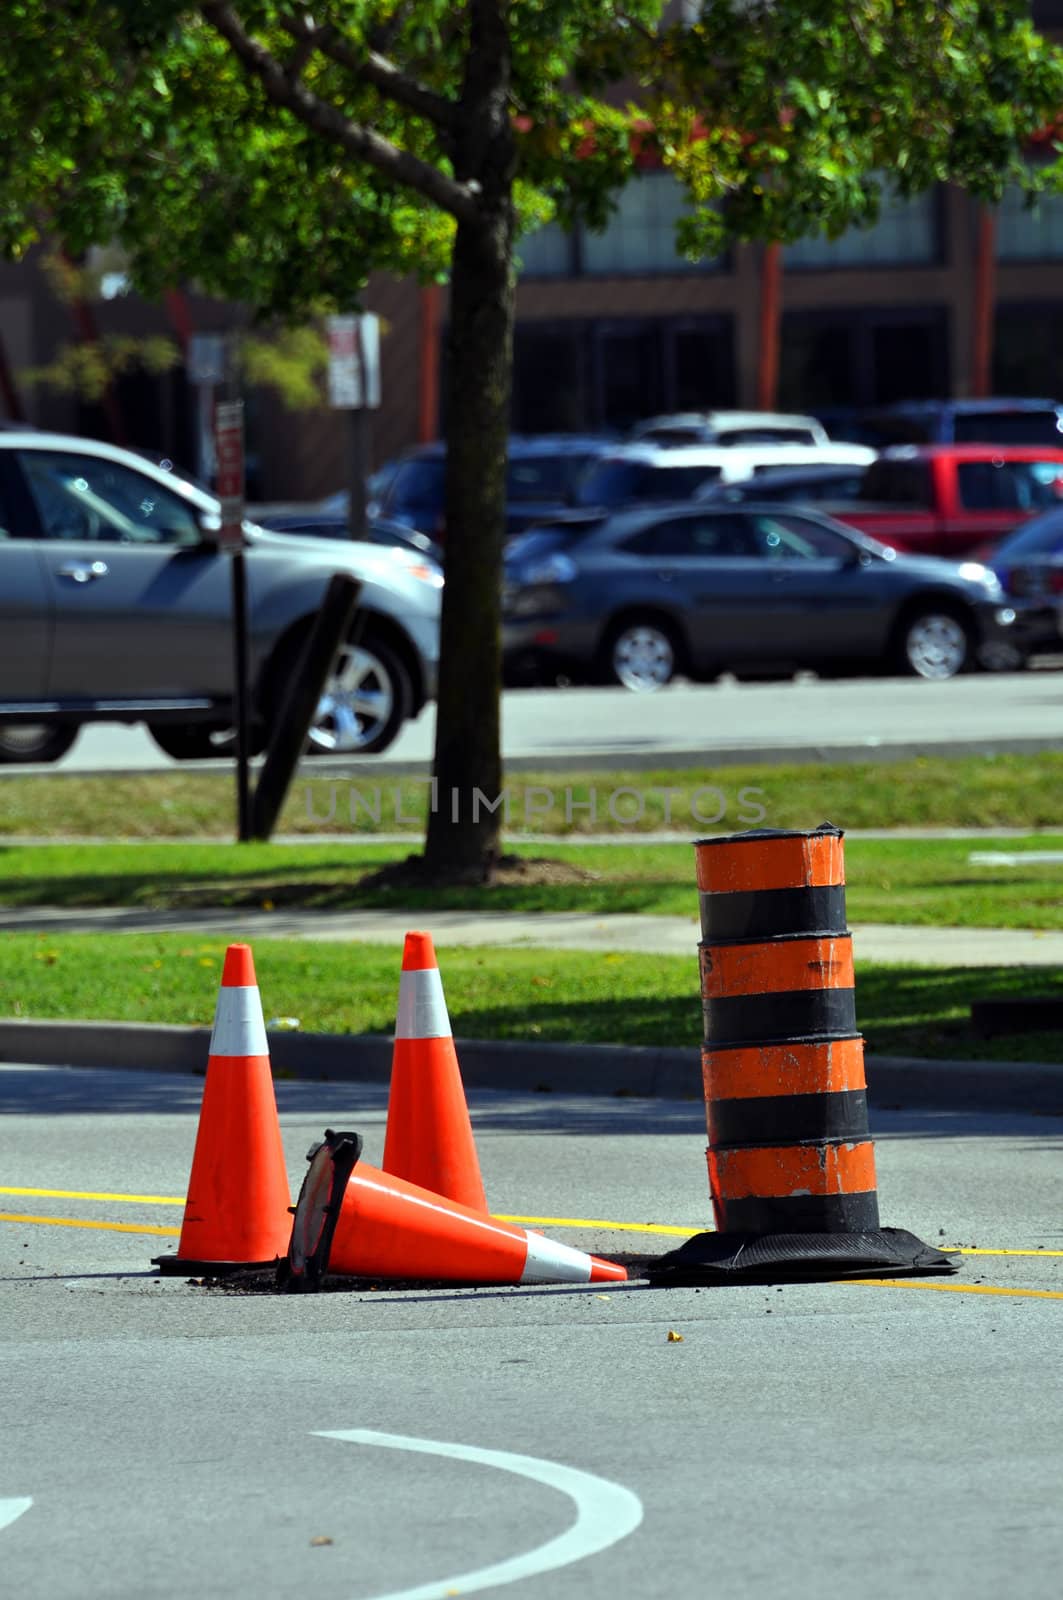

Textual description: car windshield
[952,411,1063,446]
[573,459,723,506]
[992,509,1063,559]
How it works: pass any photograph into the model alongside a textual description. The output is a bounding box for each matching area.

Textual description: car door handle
[57,561,109,583]
[656,568,676,583]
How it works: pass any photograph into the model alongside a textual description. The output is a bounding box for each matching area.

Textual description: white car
[0,431,442,763]
[570,440,877,509]
[628,410,831,447]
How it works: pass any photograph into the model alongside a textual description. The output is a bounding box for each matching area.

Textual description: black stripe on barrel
[699,884,848,943]
[707,1088,870,1147]
[703,987,858,1046]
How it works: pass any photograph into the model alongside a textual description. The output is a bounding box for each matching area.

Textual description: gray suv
[0,432,441,763]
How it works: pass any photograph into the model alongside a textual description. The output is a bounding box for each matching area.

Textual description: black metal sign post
[214,396,251,843]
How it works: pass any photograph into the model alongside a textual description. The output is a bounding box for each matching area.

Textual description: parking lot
[2,1061,1062,1600]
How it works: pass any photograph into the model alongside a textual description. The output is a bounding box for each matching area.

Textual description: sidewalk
[4,904,1063,965]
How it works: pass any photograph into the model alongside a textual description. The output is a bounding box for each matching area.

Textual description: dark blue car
[502,502,1030,690]
[375,435,614,540]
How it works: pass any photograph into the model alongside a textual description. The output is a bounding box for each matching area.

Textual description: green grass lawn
[1,933,1060,1063]
[3,835,1063,927]
[3,750,1063,838]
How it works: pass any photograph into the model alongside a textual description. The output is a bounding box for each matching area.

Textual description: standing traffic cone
[153,944,292,1276]
[280,1130,627,1291]
[381,931,487,1212]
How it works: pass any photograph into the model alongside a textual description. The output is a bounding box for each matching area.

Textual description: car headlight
[958,561,1003,595]
[518,552,578,586]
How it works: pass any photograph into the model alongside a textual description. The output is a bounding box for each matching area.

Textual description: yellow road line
[2,1194,1061,1260]
[852,1279,1063,1302]
[0,1212,178,1237]
[1,1186,183,1205]
[496,1214,695,1237]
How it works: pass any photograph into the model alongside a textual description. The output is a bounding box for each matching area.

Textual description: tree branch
[199,2,481,224]
[278,12,459,136]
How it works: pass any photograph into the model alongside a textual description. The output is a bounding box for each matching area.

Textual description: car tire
[893,606,974,681]
[148,724,266,761]
[0,724,79,765]
[267,629,412,756]
[601,617,682,692]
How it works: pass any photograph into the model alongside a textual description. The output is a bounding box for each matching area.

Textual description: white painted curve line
[315,1429,643,1600]
[0,1498,32,1534]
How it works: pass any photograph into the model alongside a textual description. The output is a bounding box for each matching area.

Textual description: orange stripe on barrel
[700,935,854,999]
[709,1140,877,1200]
[702,1036,867,1102]
[695,834,845,895]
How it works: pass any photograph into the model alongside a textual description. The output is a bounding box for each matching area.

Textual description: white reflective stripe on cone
[395,967,452,1041]
[210,985,269,1058]
[520,1230,594,1285]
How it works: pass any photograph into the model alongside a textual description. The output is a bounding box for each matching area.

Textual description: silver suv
[0,432,441,763]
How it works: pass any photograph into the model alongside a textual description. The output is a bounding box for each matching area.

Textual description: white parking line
[0,1499,32,1534]
[316,1429,643,1599]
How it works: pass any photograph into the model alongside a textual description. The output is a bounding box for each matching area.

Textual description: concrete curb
[1,1019,1060,1114]
[5,734,1063,782]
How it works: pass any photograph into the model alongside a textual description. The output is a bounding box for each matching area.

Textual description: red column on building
[757,242,783,411]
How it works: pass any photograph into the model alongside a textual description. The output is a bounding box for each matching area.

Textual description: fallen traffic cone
[279,1130,627,1291]
[153,943,292,1276]
[381,931,487,1212]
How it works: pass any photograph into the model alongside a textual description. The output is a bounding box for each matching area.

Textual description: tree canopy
[3,1,1063,874]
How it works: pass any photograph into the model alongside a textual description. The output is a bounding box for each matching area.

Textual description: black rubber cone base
[152,1254,283,1278]
[646,1227,959,1285]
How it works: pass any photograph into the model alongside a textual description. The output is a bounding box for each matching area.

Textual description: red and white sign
[214,399,245,550]
[327,313,381,409]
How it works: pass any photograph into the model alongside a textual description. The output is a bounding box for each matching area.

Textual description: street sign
[214,399,245,551]
[187,333,227,387]
[327,313,381,409]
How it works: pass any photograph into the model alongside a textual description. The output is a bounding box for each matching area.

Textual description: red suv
[821,445,1063,558]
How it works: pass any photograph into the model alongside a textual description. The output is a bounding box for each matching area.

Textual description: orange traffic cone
[153,944,292,1276]
[381,931,487,1212]
[280,1130,627,1291]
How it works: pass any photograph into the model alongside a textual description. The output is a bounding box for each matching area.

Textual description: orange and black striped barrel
[701,1035,879,1232]
[696,825,880,1235]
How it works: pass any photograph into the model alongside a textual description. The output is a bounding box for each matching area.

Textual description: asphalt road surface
[12,669,1063,776]
[2,1062,1061,1599]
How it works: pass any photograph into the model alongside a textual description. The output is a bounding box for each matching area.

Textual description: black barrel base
[645,1227,959,1285]
[152,1253,284,1278]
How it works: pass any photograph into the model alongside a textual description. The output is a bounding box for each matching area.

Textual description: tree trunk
[423,0,515,882]
[422,213,514,879]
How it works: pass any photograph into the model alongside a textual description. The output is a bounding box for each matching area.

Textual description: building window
[784,188,939,270]
[993,302,1063,397]
[516,219,576,278]
[510,315,735,432]
[581,172,722,276]
[995,180,1063,261]
[778,307,948,409]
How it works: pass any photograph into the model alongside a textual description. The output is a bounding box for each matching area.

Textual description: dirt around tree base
[356,852,601,891]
